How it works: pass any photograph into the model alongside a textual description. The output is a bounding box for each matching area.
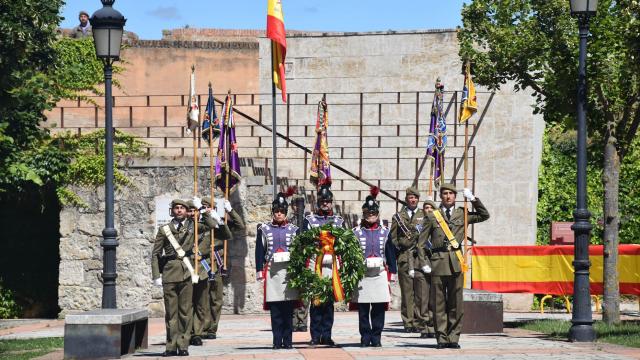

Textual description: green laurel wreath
[288,224,365,305]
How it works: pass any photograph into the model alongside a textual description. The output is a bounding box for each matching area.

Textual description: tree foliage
[0,1,129,204]
[459,0,640,323]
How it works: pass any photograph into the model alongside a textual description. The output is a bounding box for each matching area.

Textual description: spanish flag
[267,0,287,103]
[459,62,477,123]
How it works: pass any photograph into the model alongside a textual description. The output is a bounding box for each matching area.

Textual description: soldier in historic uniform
[418,184,490,349]
[202,196,245,340]
[303,185,344,346]
[351,188,397,347]
[415,199,439,338]
[287,192,309,332]
[186,198,236,346]
[255,192,300,349]
[151,198,221,357]
[390,186,429,333]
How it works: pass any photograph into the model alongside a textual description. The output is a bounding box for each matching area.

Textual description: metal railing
[49,90,490,214]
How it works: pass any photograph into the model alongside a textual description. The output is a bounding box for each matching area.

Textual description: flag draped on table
[202,83,220,144]
[267,0,287,103]
[310,98,331,187]
[426,79,447,187]
[186,66,199,134]
[460,62,477,123]
[215,94,242,193]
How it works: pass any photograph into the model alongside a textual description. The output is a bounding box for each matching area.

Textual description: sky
[60,0,468,40]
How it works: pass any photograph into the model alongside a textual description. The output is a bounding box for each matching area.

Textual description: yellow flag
[460,62,477,123]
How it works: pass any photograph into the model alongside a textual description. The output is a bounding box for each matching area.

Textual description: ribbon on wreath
[314,230,345,303]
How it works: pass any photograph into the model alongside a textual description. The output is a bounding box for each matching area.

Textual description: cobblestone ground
[1,311,638,360]
[131,311,638,360]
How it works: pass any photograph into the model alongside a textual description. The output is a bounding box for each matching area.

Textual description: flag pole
[191,65,200,278]
[223,90,232,271]
[462,61,470,287]
[208,82,216,275]
[271,41,278,198]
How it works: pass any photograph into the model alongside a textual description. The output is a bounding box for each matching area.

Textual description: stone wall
[258,30,545,247]
[58,162,401,317]
[57,29,543,314]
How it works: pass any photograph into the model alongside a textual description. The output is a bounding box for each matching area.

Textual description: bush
[0,280,21,319]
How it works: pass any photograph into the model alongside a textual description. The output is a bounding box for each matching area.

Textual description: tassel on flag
[186,65,200,134]
[460,62,478,123]
[202,83,220,144]
[310,97,332,187]
[215,93,242,193]
[267,0,287,103]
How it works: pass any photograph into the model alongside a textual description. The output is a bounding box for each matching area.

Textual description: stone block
[462,289,503,334]
[64,309,148,359]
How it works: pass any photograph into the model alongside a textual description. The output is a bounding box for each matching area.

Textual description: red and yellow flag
[267,0,287,103]
[459,62,477,123]
[471,245,640,295]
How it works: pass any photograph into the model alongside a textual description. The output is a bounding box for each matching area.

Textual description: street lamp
[568,0,597,342]
[90,0,126,309]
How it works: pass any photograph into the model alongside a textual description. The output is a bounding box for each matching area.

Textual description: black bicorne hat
[362,186,380,213]
[272,192,289,214]
[317,185,333,204]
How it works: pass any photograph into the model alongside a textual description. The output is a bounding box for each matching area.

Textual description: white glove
[209,210,222,225]
[422,265,432,274]
[408,269,415,278]
[224,199,233,212]
[153,278,162,287]
[192,196,203,210]
[256,271,264,282]
[390,273,398,283]
[463,188,475,201]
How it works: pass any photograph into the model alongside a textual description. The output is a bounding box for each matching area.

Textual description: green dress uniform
[151,211,218,354]
[417,198,490,347]
[189,214,233,343]
[204,208,245,339]
[390,206,425,332]
[288,210,308,332]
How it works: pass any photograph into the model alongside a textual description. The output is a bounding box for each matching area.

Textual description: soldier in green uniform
[417,184,490,349]
[288,193,309,332]
[390,186,428,333]
[202,197,245,340]
[151,198,221,357]
[414,199,439,338]
[186,199,231,346]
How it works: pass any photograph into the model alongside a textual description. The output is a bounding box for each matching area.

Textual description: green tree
[459,0,640,324]
[0,1,126,200]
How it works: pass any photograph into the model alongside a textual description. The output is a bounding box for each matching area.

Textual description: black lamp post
[90,0,126,309]
[568,0,597,342]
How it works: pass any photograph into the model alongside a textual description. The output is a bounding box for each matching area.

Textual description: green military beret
[170,199,189,208]
[186,200,197,209]
[201,197,213,207]
[423,199,438,209]
[439,183,458,193]
[405,186,420,197]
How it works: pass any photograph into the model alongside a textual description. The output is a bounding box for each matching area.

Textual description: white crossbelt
[162,225,199,283]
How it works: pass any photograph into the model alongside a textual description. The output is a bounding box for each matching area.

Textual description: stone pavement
[3,311,638,360]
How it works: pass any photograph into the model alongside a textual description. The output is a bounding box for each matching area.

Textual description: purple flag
[426,79,447,185]
[310,98,332,187]
[215,94,241,193]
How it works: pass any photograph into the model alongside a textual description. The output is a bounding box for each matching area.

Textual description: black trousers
[268,301,294,347]
[310,301,334,341]
[358,303,385,345]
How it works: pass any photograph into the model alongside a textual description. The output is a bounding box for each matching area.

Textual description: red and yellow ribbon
[315,230,345,302]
